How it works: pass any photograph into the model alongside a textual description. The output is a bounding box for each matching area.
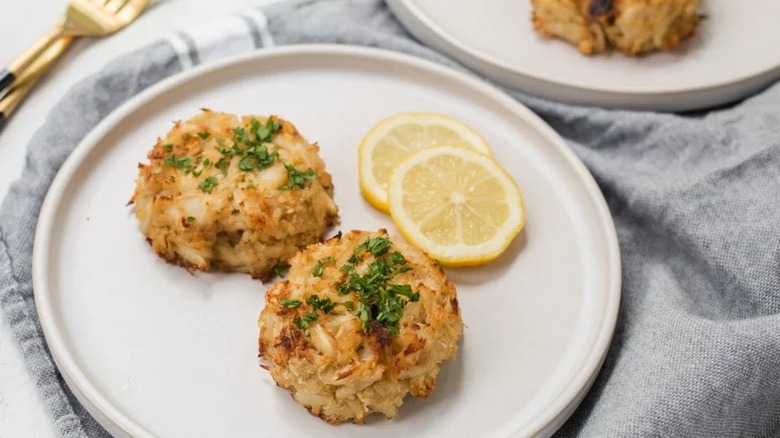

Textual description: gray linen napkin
[2,0,779,436]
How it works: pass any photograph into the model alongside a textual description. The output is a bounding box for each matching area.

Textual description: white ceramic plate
[387,0,780,111]
[33,46,620,437]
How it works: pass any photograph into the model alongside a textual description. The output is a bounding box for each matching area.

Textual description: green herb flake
[164,154,193,172]
[197,131,211,140]
[390,251,406,266]
[198,176,218,193]
[272,262,290,277]
[306,294,336,313]
[250,117,282,142]
[293,311,318,330]
[355,304,371,330]
[350,236,392,263]
[280,299,301,309]
[163,143,174,152]
[215,158,229,175]
[365,237,392,257]
[311,256,335,278]
[186,216,196,222]
[312,260,324,277]
[246,184,255,190]
[279,165,316,190]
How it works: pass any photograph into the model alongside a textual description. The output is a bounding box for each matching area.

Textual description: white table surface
[0,1,279,436]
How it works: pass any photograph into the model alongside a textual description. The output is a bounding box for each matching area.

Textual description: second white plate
[388,0,780,111]
[33,45,620,437]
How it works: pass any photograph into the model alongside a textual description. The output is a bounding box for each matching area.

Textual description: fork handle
[0,70,43,132]
[0,37,72,131]
[0,69,13,93]
[2,27,64,94]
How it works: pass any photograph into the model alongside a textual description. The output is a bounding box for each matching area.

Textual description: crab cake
[132,110,339,280]
[258,230,463,424]
[532,0,701,55]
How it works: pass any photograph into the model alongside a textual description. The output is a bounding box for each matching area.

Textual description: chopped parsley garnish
[280,299,301,309]
[197,131,210,139]
[272,262,290,277]
[245,184,255,190]
[232,127,246,142]
[186,216,195,222]
[190,158,212,177]
[290,294,341,333]
[306,294,337,313]
[312,260,324,277]
[311,256,335,278]
[198,176,218,193]
[279,165,316,190]
[293,311,318,330]
[164,154,192,171]
[182,133,192,142]
[359,236,392,257]
[215,157,229,175]
[163,143,174,152]
[217,117,281,172]
[292,239,415,336]
[335,237,419,334]
[251,117,281,142]
[348,236,392,264]
[237,144,278,171]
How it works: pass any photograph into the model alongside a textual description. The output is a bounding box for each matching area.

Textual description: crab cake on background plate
[131,110,339,280]
[259,229,463,424]
[532,0,701,55]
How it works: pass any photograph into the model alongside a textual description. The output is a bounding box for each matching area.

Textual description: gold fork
[0,38,72,129]
[0,0,150,94]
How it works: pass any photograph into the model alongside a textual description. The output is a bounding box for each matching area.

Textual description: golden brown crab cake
[531,0,700,55]
[132,110,339,280]
[258,230,463,424]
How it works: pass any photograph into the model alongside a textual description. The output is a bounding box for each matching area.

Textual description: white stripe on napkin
[242,9,275,48]
[165,10,273,70]
[166,33,195,70]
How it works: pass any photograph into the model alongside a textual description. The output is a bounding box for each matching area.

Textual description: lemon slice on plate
[388,146,525,267]
[358,112,491,212]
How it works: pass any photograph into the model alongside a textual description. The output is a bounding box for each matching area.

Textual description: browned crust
[531,0,701,56]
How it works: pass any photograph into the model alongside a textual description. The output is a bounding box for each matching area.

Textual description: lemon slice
[359,112,491,212]
[388,146,525,267]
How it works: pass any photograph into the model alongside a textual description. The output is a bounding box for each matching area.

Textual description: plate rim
[32,44,621,437]
[386,0,780,110]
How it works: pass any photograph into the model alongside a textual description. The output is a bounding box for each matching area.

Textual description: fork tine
[103,0,130,13]
[118,0,146,14]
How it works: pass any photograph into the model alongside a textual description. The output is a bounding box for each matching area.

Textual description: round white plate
[33,45,620,437]
[387,0,780,111]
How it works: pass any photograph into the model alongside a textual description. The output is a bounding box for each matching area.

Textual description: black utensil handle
[0,112,6,131]
[0,69,14,94]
